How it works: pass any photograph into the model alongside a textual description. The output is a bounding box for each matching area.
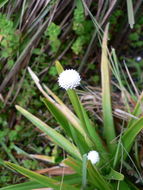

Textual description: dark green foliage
[49,66,57,76]
[72,8,93,55]
[110,10,123,25]
[0,13,19,68]
[45,22,61,53]
[129,15,143,48]
[22,159,40,170]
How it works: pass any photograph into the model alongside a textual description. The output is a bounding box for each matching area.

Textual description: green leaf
[122,117,143,152]
[0,175,82,190]
[5,162,79,190]
[46,22,61,37]
[42,86,90,154]
[82,154,87,189]
[105,168,124,181]
[113,117,143,167]
[0,0,9,9]
[101,24,116,153]
[55,61,105,153]
[127,92,143,127]
[42,96,89,154]
[42,97,72,137]
[87,162,112,190]
[0,181,46,190]
[67,89,105,152]
[55,174,82,185]
[55,60,64,74]
[76,0,84,11]
[16,105,81,160]
[42,87,92,154]
[68,121,90,154]
[112,180,139,190]
[67,89,88,132]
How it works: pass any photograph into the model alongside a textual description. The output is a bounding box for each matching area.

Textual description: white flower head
[58,69,81,90]
[87,150,100,164]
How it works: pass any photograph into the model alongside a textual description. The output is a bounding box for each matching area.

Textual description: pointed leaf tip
[55,60,64,75]
[27,67,39,83]
[15,105,20,110]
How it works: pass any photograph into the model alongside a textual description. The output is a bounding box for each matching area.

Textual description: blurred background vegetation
[0,0,143,187]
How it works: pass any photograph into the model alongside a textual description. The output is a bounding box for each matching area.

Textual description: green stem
[67,89,87,131]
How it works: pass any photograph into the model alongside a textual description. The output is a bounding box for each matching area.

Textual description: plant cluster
[0,0,143,189]
[44,22,61,53]
[1,28,143,189]
[129,15,143,48]
[0,13,19,69]
[71,7,93,55]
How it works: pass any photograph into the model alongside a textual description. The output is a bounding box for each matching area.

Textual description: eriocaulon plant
[3,26,143,190]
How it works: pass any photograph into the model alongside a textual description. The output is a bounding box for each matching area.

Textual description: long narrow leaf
[55,60,64,74]
[122,117,143,152]
[82,154,87,189]
[127,92,143,127]
[101,24,116,153]
[68,122,90,154]
[5,162,79,190]
[16,105,81,160]
[105,168,124,181]
[0,0,9,8]
[0,181,46,190]
[113,117,143,167]
[42,97,72,137]
[87,162,112,190]
[42,97,89,154]
[67,89,88,132]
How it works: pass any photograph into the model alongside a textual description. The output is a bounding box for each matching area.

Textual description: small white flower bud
[87,150,100,164]
[136,56,142,62]
[58,69,81,90]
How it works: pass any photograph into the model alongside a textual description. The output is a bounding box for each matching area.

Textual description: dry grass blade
[29,154,55,163]
[126,0,135,29]
[35,166,75,175]
[100,0,117,26]
[79,86,136,121]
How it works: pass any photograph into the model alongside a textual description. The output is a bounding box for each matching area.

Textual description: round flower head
[87,150,100,164]
[58,69,81,90]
